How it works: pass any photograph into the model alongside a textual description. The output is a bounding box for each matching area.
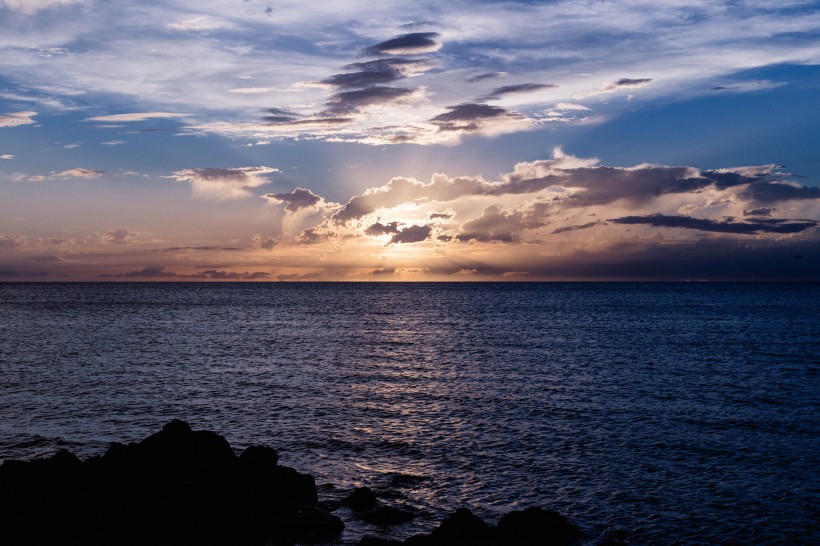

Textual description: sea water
[1,282,818,544]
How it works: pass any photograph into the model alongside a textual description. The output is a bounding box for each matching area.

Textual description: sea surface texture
[1,283,818,544]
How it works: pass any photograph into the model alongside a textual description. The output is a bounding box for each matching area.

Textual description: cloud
[250,234,279,249]
[0,111,37,128]
[743,207,775,216]
[167,166,277,200]
[98,266,270,279]
[577,77,653,98]
[741,181,820,203]
[262,187,323,212]
[229,87,277,94]
[54,168,104,179]
[428,210,454,220]
[552,221,605,234]
[0,0,83,15]
[166,16,229,32]
[390,224,432,244]
[99,228,139,244]
[156,246,243,252]
[321,58,435,89]
[429,102,531,136]
[365,221,401,236]
[84,112,187,123]
[610,214,817,234]
[325,86,418,113]
[363,32,442,56]
[457,205,544,243]
[0,154,15,159]
[101,140,125,146]
[466,72,508,83]
[481,83,557,101]
[332,173,485,223]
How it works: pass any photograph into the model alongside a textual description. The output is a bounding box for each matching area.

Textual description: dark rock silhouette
[341,485,379,511]
[358,506,582,546]
[361,505,416,526]
[1,421,583,545]
[0,419,342,545]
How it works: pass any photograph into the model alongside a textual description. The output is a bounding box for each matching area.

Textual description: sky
[1,0,819,281]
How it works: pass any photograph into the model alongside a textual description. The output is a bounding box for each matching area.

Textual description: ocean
[1,282,818,544]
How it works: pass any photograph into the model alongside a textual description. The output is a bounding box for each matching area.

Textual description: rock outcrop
[0,419,343,545]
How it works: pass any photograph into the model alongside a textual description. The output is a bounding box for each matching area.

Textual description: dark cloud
[700,169,770,189]
[613,78,652,87]
[390,224,432,244]
[551,221,605,234]
[296,227,328,244]
[261,108,299,123]
[744,207,775,216]
[370,267,396,276]
[428,211,454,220]
[741,181,820,203]
[365,221,401,236]
[323,58,435,89]
[104,266,179,278]
[322,68,402,89]
[610,214,817,234]
[399,21,433,30]
[198,270,270,280]
[457,206,544,243]
[430,102,524,132]
[363,32,441,56]
[263,187,322,212]
[466,72,507,83]
[481,83,557,101]
[99,266,270,279]
[497,165,707,206]
[425,238,820,281]
[265,116,354,127]
[326,86,416,113]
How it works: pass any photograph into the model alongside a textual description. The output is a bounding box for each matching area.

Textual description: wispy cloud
[0,111,37,127]
[54,167,104,179]
[84,112,187,123]
[0,0,85,15]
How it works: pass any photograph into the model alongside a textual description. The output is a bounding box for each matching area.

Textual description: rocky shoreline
[0,420,583,545]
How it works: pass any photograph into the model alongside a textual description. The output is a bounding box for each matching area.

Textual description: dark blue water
[1,283,818,544]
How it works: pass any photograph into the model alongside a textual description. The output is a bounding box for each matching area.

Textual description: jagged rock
[495,506,582,545]
[341,486,379,512]
[239,444,279,468]
[361,505,416,526]
[368,507,583,546]
[0,420,342,545]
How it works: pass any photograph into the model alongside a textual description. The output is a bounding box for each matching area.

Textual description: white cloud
[0,111,37,127]
[83,112,188,123]
[101,140,125,146]
[167,166,278,201]
[0,154,15,159]
[166,17,230,32]
[54,168,104,179]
